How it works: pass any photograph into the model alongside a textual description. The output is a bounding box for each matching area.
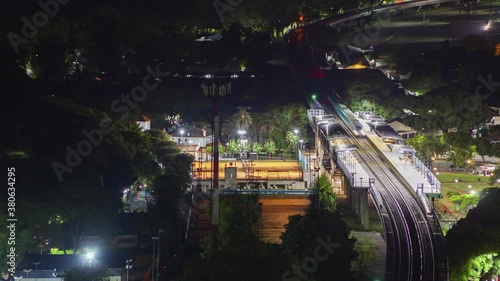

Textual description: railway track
[313,101,447,280]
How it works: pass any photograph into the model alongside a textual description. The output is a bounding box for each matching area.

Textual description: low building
[136,116,151,131]
[485,107,500,128]
[388,120,417,139]
[171,127,213,160]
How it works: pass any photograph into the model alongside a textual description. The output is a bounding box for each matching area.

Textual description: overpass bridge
[284,1,458,279]
[307,98,447,281]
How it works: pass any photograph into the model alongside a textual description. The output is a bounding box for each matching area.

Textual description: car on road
[449,165,464,171]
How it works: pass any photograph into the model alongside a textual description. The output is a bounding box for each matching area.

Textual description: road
[339,2,500,47]
[285,1,452,280]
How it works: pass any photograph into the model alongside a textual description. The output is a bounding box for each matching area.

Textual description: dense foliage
[176,194,292,281]
[280,174,357,281]
[446,188,500,281]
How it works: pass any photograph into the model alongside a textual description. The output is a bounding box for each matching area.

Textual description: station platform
[362,123,441,196]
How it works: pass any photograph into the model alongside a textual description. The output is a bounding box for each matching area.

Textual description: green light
[312,94,317,100]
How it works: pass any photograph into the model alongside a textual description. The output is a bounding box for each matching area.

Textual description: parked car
[449,164,464,171]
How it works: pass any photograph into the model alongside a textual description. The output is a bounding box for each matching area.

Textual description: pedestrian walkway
[365,128,440,195]
[335,149,372,188]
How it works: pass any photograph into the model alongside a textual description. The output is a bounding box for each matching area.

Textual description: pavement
[351,231,387,281]
[362,121,439,194]
[333,118,440,195]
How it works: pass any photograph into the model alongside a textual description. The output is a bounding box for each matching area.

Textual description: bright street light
[126,259,133,281]
[86,252,95,266]
[293,129,299,135]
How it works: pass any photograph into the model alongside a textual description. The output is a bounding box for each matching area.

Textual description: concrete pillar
[353,190,359,215]
[346,176,351,201]
[342,176,348,195]
[360,188,369,229]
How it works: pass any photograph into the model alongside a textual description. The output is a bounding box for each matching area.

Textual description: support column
[352,190,359,215]
[342,175,348,195]
[360,188,369,229]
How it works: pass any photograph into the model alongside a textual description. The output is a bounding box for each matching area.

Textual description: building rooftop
[137,115,151,122]
[171,126,211,138]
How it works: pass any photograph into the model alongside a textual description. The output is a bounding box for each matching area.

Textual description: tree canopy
[446,188,500,281]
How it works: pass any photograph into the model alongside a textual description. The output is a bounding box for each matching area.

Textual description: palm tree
[235,108,253,131]
[259,111,278,142]
[221,117,237,140]
[263,141,276,158]
[192,120,210,130]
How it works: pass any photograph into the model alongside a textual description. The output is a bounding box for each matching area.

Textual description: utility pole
[151,237,158,281]
[33,262,41,281]
[201,78,231,254]
[156,230,162,281]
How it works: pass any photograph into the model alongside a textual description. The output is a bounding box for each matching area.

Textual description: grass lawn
[437,172,492,192]
[436,172,496,227]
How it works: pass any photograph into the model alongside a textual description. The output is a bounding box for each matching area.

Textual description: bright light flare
[86,251,95,260]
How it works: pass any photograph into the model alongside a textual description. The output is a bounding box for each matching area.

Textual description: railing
[220,189,311,195]
[184,192,196,242]
[412,154,441,193]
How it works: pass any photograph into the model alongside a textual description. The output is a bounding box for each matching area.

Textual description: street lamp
[86,252,94,267]
[125,259,133,281]
[454,179,458,189]
[33,262,41,281]
[466,159,471,173]
[23,269,31,278]
[14,276,23,281]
